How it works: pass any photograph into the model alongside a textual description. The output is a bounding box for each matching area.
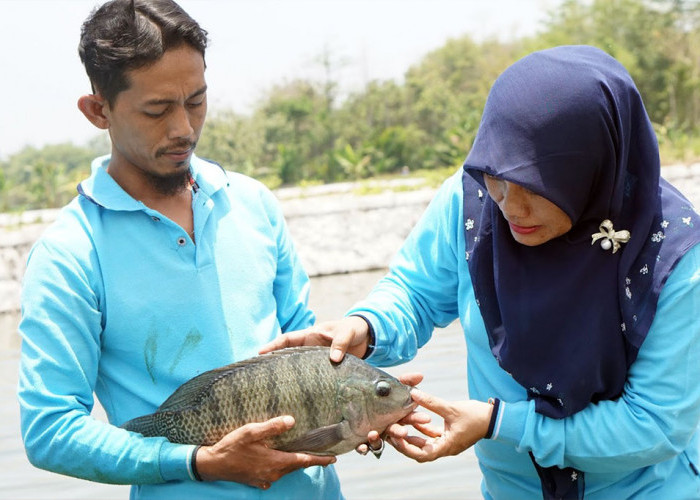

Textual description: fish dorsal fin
[157,347,335,411]
[276,421,351,454]
[158,364,234,411]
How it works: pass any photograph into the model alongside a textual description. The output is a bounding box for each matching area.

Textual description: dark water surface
[0,270,482,499]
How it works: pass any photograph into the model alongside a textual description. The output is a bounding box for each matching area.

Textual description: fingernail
[283,415,295,426]
[331,349,343,362]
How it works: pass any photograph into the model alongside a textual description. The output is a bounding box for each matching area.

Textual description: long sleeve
[17,237,194,484]
[493,243,700,473]
[348,172,463,366]
[263,188,315,333]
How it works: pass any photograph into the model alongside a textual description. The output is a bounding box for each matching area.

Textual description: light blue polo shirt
[18,155,342,499]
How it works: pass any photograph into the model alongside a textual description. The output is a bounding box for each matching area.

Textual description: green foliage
[1,142,98,211]
[334,143,373,179]
[3,0,700,211]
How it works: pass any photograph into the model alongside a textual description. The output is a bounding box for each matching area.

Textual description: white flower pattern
[651,231,665,243]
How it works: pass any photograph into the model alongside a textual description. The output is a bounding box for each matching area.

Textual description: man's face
[103,44,207,184]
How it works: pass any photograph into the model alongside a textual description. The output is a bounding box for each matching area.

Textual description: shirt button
[151,216,160,222]
[177,236,187,246]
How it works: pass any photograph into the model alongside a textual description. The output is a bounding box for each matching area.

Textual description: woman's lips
[509,221,539,234]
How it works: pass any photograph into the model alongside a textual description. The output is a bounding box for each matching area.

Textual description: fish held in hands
[121,346,415,456]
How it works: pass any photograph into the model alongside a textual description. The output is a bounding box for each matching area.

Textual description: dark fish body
[122,346,415,455]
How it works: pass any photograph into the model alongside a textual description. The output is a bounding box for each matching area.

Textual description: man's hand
[195,415,336,489]
[259,316,371,362]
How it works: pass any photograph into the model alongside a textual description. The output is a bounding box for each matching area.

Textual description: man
[17,1,341,498]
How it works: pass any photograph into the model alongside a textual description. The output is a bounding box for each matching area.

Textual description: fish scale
[122,346,415,455]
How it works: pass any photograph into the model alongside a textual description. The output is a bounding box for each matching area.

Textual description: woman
[262,46,700,499]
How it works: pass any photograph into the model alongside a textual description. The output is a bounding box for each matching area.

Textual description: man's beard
[144,168,191,196]
[148,140,196,195]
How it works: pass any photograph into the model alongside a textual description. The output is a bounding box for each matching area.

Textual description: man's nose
[168,105,194,139]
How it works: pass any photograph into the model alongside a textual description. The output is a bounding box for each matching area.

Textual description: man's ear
[77,94,110,129]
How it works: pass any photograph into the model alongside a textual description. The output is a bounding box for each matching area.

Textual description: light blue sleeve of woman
[493,243,700,473]
[347,171,463,367]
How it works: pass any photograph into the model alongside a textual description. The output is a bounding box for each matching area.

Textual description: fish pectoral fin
[277,421,351,453]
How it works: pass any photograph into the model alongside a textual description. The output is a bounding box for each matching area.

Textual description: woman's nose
[499,182,531,219]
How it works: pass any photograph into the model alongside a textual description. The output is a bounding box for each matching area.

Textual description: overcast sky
[0,0,564,159]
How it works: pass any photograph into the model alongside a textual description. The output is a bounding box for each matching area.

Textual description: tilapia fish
[122,346,415,456]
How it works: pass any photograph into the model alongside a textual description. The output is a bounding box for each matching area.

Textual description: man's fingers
[236,415,296,442]
[284,451,336,470]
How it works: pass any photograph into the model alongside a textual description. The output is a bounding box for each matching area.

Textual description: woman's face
[484,173,573,246]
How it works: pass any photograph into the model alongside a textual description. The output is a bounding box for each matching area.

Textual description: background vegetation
[2,0,699,212]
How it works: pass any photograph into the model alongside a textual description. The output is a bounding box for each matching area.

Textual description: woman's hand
[385,390,494,462]
[259,316,371,362]
[356,373,425,456]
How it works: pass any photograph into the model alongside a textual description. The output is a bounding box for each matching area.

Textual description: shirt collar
[77,154,230,211]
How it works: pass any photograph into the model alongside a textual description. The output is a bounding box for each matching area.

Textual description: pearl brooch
[591,219,630,253]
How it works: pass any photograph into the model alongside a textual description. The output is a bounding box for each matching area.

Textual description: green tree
[2,143,94,210]
[0,167,9,212]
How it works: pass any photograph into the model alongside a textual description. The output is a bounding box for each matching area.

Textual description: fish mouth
[402,396,417,410]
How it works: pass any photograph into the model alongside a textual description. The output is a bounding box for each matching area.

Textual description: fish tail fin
[121,414,159,437]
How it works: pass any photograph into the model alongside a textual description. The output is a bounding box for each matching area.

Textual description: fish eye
[375,380,392,397]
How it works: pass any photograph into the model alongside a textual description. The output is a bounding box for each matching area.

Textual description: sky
[0,0,564,160]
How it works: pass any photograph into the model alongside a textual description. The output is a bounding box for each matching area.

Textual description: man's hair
[78,0,208,105]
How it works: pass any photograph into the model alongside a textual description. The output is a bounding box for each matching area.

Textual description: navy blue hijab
[462,46,700,498]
